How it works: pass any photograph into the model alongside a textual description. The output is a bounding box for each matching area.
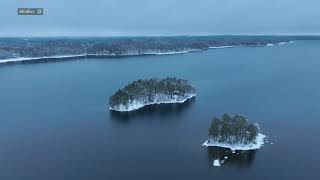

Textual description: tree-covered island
[109,78,196,112]
[203,114,266,151]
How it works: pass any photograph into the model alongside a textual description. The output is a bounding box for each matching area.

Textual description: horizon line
[1,34,320,38]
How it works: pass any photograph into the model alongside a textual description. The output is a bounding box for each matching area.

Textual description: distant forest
[1,35,317,60]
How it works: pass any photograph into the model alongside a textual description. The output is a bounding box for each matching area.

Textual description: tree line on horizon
[0,36,293,59]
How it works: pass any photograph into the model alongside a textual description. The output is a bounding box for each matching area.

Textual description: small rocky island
[203,114,266,151]
[109,78,196,112]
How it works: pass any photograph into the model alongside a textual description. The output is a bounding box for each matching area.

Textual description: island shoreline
[109,93,196,112]
[202,133,266,151]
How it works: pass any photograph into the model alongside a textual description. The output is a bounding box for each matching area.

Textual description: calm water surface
[0,41,319,179]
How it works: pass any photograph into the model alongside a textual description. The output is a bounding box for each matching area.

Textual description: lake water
[0,41,319,179]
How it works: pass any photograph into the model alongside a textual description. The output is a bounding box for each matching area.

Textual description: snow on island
[109,78,196,112]
[213,159,221,167]
[202,114,266,151]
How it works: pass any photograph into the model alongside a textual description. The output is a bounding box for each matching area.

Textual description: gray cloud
[1,0,320,36]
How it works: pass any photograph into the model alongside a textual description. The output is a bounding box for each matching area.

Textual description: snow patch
[153,49,203,55]
[213,159,221,167]
[209,46,238,49]
[109,93,196,112]
[0,54,87,64]
[202,133,266,151]
[278,41,295,45]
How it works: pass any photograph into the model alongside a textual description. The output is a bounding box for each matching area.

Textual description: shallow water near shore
[0,40,320,179]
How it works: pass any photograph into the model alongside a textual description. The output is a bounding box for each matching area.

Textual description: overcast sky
[1,0,320,36]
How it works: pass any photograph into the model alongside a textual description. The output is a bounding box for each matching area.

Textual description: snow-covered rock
[213,159,221,167]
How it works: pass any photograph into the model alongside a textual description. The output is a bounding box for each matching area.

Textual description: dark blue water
[0,41,319,180]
